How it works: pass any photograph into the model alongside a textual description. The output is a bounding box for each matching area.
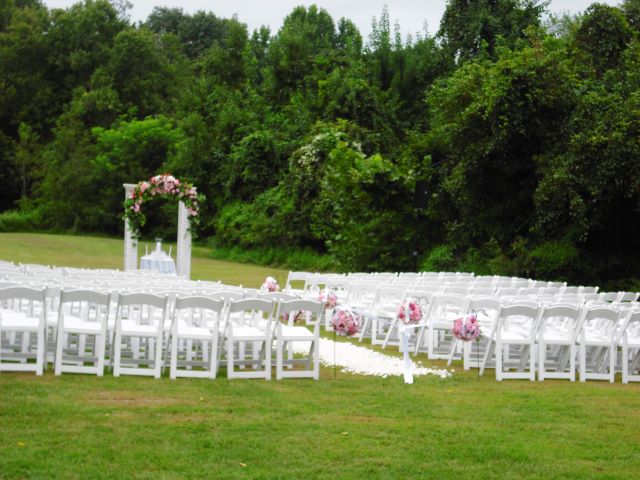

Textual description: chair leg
[54,326,64,376]
[622,343,629,384]
[113,331,122,377]
[210,335,218,380]
[36,328,45,375]
[480,340,494,376]
[311,340,319,381]
[154,334,163,379]
[382,320,396,349]
[495,341,502,381]
[609,344,616,383]
[265,337,272,381]
[96,333,105,377]
[170,332,178,380]
[276,332,283,380]
[569,345,576,382]
[579,344,586,382]
[538,342,545,381]
[530,342,535,381]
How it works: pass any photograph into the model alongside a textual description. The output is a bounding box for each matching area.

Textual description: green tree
[574,3,633,76]
[438,0,547,61]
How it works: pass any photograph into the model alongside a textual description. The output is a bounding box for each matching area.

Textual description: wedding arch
[122,174,202,278]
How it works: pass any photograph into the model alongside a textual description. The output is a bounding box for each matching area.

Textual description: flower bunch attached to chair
[281,310,305,324]
[318,289,338,309]
[331,306,360,336]
[261,276,280,292]
[397,298,423,325]
[452,312,480,342]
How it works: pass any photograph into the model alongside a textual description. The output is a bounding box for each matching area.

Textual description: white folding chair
[577,306,621,382]
[225,298,274,380]
[620,309,640,383]
[360,285,407,345]
[537,304,583,381]
[112,293,168,378]
[54,289,111,376]
[170,296,225,379]
[447,297,501,370]
[414,293,469,359]
[284,271,311,296]
[382,290,434,350]
[0,286,46,375]
[480,303,540,381]
[274,299,324,380]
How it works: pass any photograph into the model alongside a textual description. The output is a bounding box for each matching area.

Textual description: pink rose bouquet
[397,298,423,324]
[452,313,480,342]
[331,306,360,337]
[318,289,338,309]
[262,276,280,292]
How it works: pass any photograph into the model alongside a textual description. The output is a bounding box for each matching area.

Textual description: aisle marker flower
[262,276,280,292]
[397,298,423,324]
[331,306,360,337]
[452,312,480,342]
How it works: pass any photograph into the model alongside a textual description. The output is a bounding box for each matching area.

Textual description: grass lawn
[1,233,640,479]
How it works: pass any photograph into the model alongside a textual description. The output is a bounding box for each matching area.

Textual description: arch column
[123,183,138,271]
[176,201,191,278]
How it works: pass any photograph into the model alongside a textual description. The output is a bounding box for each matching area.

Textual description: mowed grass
[1,233,640,479]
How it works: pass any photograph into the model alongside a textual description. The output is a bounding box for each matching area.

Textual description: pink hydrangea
[452,313,480,342]
[397,299,423,324]
[319,289,338,308]
[262,276,280,292]
[281,310,305,324]
[331,306,360,336]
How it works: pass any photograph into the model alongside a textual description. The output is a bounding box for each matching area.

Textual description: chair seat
[281,325,314,340]
[61,316,102,335]
[0,311,39,331]
[500,330,533,343]
[177,324,212,340]
[540,327,572,344]
[229,325,266,340]
[121,320,159,337]
[625,333,640,347]
[580,331,613,346]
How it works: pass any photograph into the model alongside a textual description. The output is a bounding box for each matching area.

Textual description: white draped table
[140,241,176,274]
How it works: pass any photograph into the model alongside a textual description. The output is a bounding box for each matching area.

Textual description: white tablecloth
[140,251,176,274]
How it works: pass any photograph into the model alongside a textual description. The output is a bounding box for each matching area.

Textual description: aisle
[293,337,452,379]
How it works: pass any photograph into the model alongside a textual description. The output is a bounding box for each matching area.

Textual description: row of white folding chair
[478,302,640,382]
[2,286,324,380]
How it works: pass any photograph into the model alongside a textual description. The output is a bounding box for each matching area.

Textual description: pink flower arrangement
[281,310,305,324]
[318,289,338,309]
[452,313,480,342]
[123,173,204,238]
[397,298,423,325]
[331,306,360,337]
[262,276,280,292]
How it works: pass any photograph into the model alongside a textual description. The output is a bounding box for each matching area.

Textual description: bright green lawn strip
[2,368,640,479]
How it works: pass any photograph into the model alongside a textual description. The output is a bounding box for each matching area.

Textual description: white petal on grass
[292,338,452,379]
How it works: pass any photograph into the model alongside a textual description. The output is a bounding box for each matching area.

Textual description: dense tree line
[1,0,640,288]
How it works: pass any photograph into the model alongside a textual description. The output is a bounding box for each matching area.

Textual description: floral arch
[122,174,203,278]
